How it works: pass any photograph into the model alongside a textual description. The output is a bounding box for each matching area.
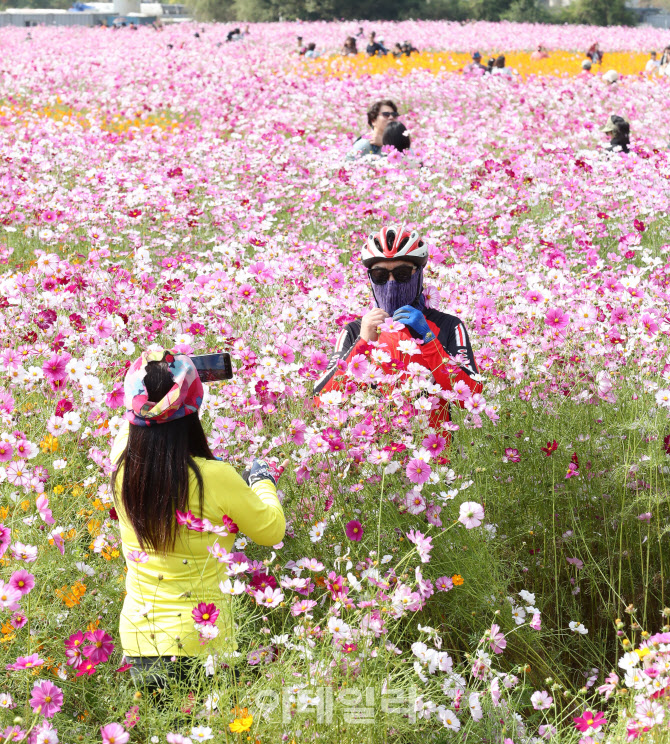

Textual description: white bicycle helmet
[361,224,428,268]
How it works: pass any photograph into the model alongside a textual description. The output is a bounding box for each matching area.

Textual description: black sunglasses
[368,266,415,285]
[379,111,400,119]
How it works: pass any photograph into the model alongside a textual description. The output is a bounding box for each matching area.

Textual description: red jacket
[314,308,482,428]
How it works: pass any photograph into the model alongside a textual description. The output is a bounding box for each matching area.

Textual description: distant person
[587,42,603,65]
[296,36,307,55]
[382,120,411,153]
[304,42,318,59]
[225,27,241,42]
[492,54,513,78]
[602,69,618,84]
[401,40,418,56]
[602,115,630,154]
[346,99,399,160]
[366,31,387,57]
[465,51,486,73]
[392,42,404,58]
[356,26,365,38]
[581,59,592,72]
[486,57,495,74]
[531,45,548,61]
[343,36,358,55]
[645,51,660,75]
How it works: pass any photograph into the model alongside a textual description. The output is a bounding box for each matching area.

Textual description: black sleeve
[427,310,479,380]
[443,319,479,378]
[313,320,361,396]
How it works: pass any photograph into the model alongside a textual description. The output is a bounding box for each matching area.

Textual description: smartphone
[191,353,233,382]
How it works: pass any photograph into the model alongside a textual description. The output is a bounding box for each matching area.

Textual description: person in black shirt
[602,115,629,153]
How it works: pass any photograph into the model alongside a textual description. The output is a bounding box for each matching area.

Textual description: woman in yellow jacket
[111,349,285,691]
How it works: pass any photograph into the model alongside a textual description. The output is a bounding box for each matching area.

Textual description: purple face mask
[371,268,424,315]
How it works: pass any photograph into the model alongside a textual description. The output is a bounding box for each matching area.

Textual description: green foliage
[561,0,636,26]
[501,0,553,24]
[186,0,632,24]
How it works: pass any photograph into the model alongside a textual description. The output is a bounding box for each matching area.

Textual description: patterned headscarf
[124,349,203,427]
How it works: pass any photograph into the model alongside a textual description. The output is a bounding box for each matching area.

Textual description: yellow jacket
[111,421,285,657]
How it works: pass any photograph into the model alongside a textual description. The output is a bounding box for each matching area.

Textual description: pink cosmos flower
[422,433,446,455]
[406,458,432,484]
[83,629,114,665]
[407,529,433,563]
[6,460,30,487]
[345,520,364,542]
[100,722,130,744]
[530,613,542,630]
[192,602,220,625]
[105,383,125,409]
[348,354,369,379]
[288,419,306,445]
[277,344,295,364]
[0,581,21,611]
[65,630,86,668]
[0,524,10,557]
[29,680,63,718]
[124,706,140,729]
[127,550,149,563]
[488,623,507,654]
[10,613,27,630]
[11,542,38,562]
[35,494,55,525]
[6,652,43,671]
[175,510,204,532]
[458,502,484,529]
[9,570,34,596]
[435,576,454,592]
[573,711,607,732]
[310,351,329,372]
[42,353,69,382]
[545,308,570,331]
[0,442,13,462]
[291,599,317,616]
[221,514,239,534]
[404,489,426,515]
[530,690,553,710]
[253,587,284,608]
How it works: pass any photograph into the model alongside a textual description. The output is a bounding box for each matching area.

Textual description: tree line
[192,0,636,27]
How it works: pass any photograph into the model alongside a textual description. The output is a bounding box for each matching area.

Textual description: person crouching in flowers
[314,224,482,431]
[110,349,285,693]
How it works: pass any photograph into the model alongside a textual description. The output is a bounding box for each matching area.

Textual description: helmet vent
[374,237,383,252]
[398,237,409,251]
[386,230,396,248]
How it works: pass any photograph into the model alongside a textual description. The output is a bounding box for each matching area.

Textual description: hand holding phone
[190,353,233,382]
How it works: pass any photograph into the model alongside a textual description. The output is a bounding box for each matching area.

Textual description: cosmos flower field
[2,18,670,744]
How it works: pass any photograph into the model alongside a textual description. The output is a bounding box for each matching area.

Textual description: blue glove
[393,305,436,343]
[242,459,277,488]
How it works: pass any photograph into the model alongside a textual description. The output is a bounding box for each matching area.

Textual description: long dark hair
[112,360,215,555]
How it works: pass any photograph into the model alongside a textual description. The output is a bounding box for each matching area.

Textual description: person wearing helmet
[314,225,482,429]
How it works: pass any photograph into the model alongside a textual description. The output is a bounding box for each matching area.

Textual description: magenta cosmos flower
[83,629,114,665]
[345,520,364,542]
[406,458,432,484]
[573,711,607,732]
[544,308,570,331]
[29,680,63,718]
[9,569,34,596]
[192,602,219,625]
